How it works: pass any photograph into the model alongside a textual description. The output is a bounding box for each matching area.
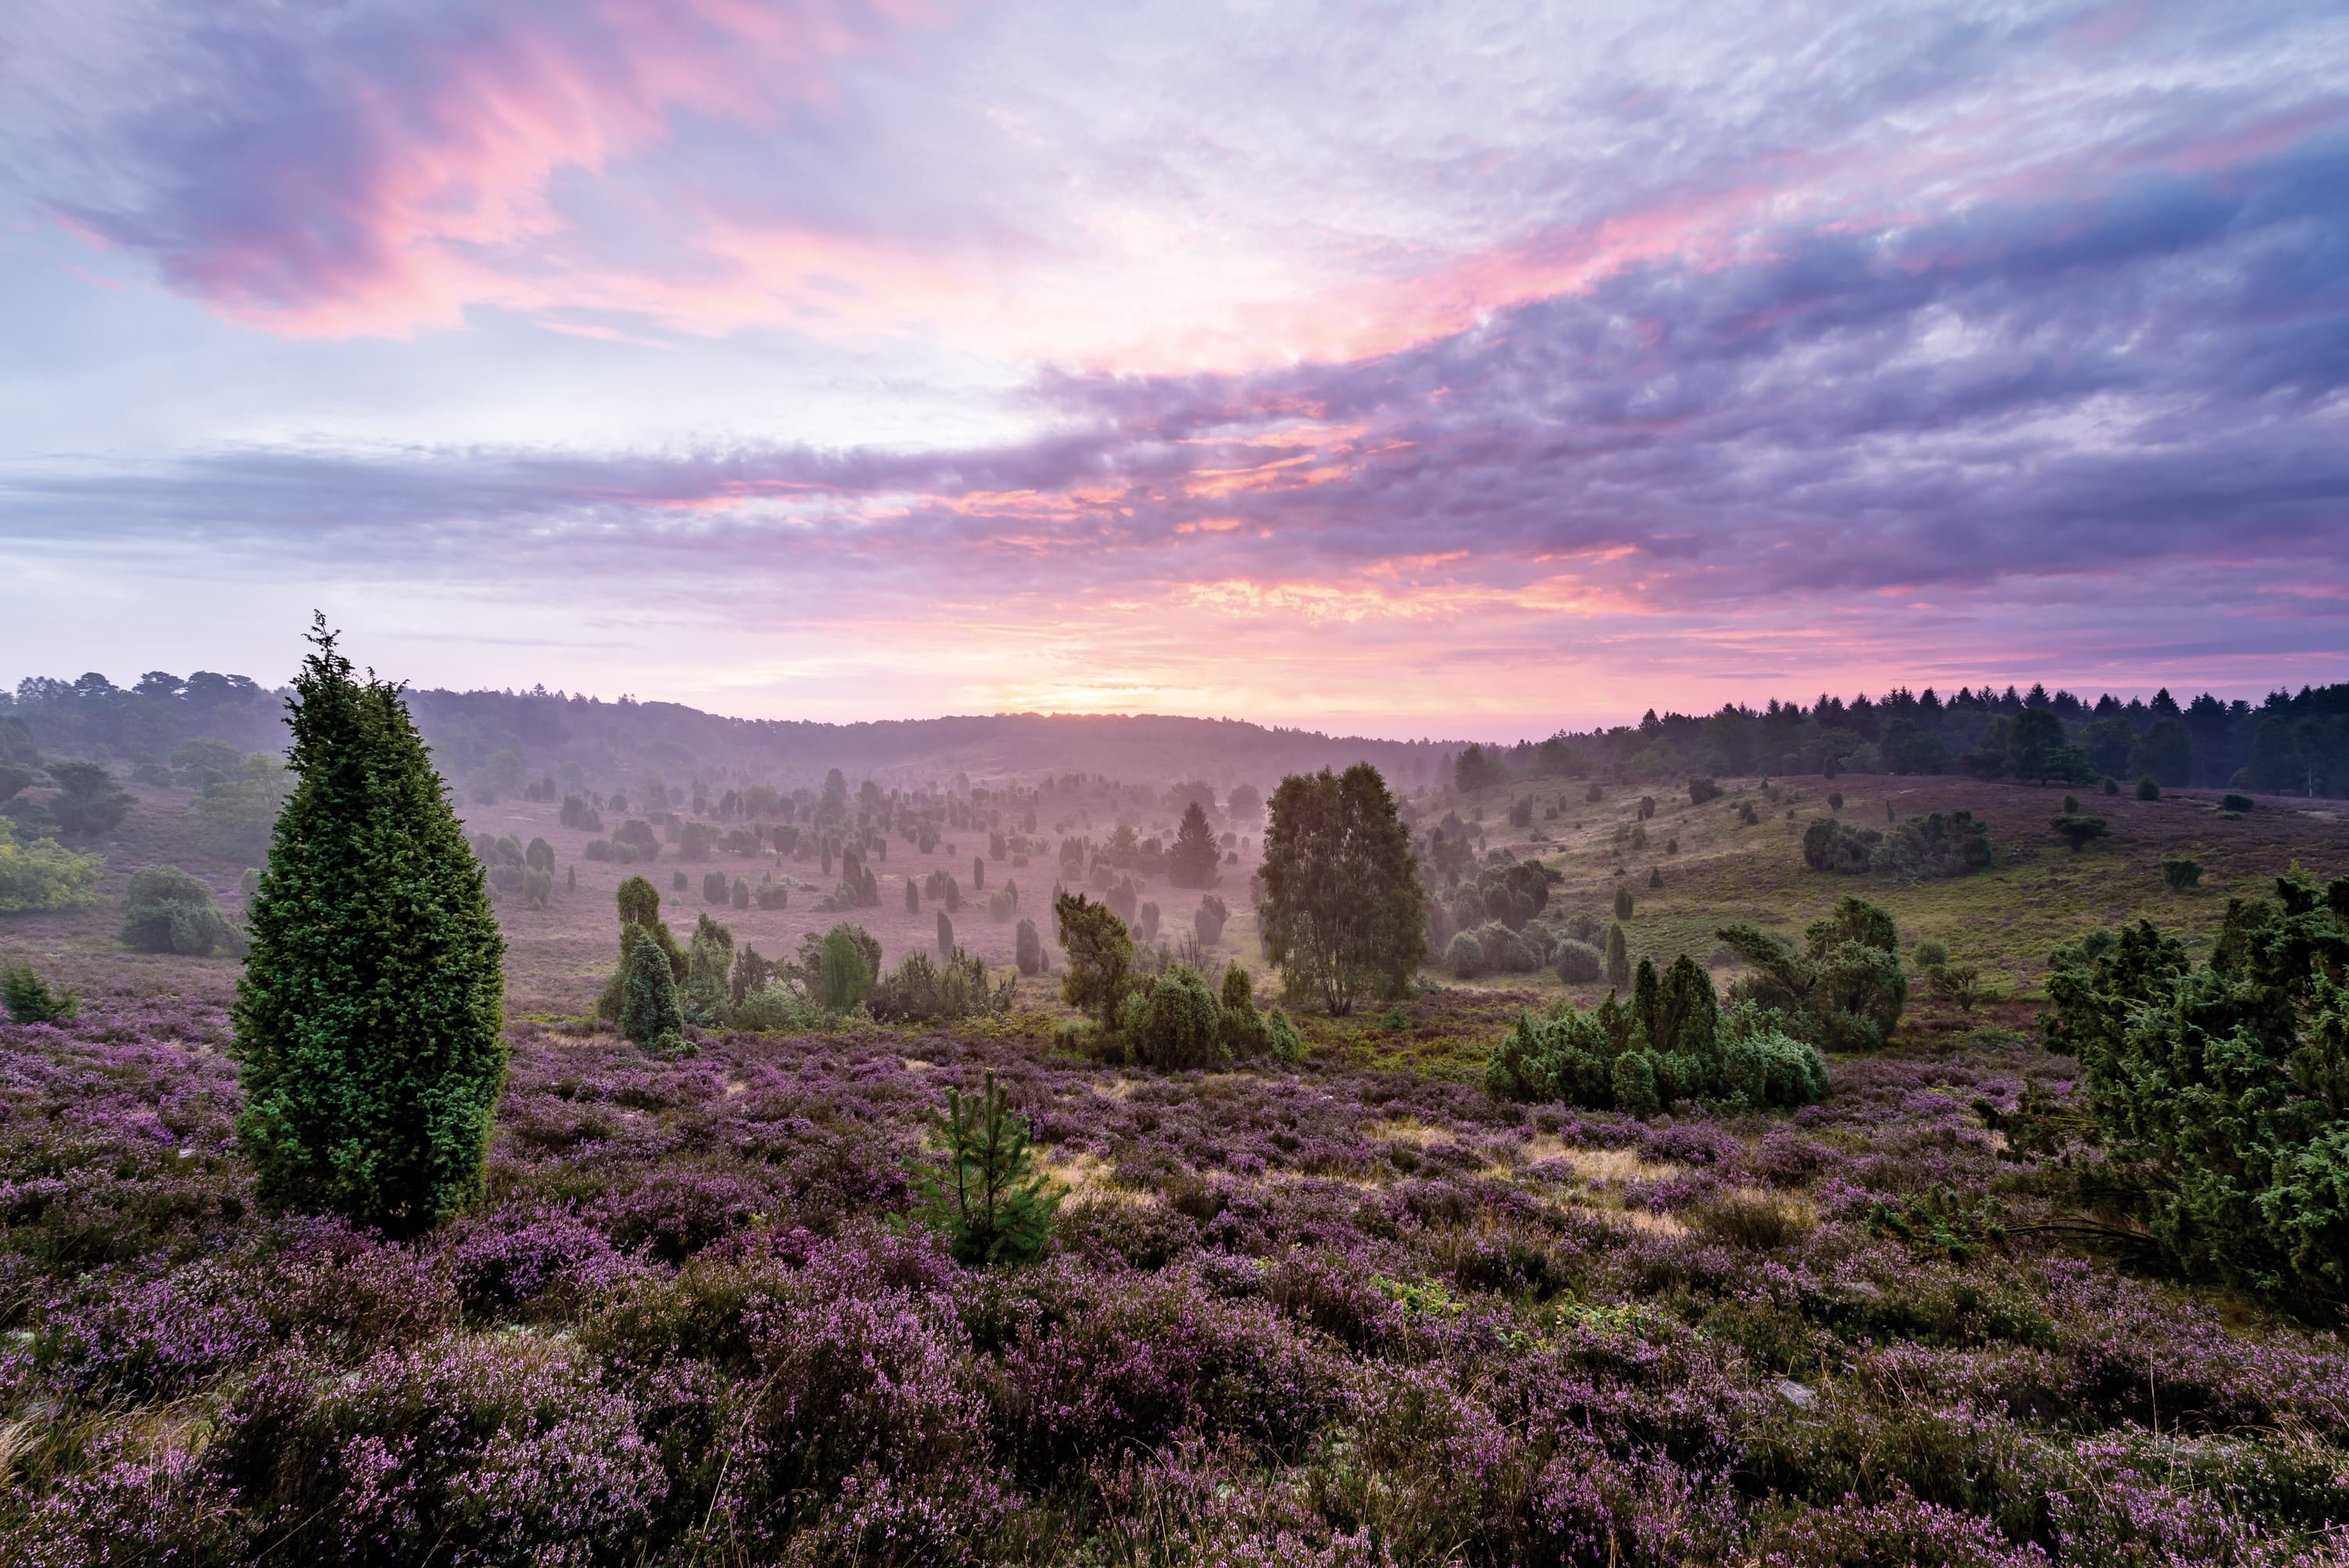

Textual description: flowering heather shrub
[7,976,2349,1561]
[211,1333,661,1564]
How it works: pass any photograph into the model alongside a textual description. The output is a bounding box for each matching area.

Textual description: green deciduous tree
[45,760,134,844]
[118,864,240,956]
[189,755,290,867]
[0,816,103,913]
[232,621,507,1238]
[1257,764,1426,1016]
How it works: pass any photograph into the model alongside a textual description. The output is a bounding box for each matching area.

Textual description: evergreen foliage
[1,961,78,1023]
[679,913,734,1027]
[1168,800,1221,887]
[905,1069,1060,1267]
[1130,964,1227,1070]
[1485,957,1826,1115]
[1014,916,1044,975]
[868,947,1016,1024]
[2051,813,2110,852]
[618,922,688,1055]
[1716,896,1907,1052]
[1604,921,1630,990]
[1218,961,1269,1057]
[1193,892,1230,947]
[1257,764,1426,1016]
[231,620,507,1238]
[1055,892,1133,1026]
[1804,809,1993,880]
[597,877,684,1022]
[2044,873,2349,1306]
[1447,930,1485,979]
[817,925,876,1011]
[1265,1007,1303,1062]
[1553,938,1603,984]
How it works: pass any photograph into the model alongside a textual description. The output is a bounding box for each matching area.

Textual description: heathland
[2,672,2347,1565]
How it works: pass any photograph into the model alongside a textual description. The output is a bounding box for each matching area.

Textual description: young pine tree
[907,1068,1061,1267]
[232,620,506,1238]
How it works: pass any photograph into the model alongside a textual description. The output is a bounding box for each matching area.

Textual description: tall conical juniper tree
[232,618,507,1238]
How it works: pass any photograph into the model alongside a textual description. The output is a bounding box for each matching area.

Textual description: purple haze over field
[2,0,2344,736]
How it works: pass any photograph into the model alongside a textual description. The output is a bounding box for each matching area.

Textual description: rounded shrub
[1553,939,1602,985]
[1131,964,1226,1071]
[118,863,240,956]
[1446,930,1485,979]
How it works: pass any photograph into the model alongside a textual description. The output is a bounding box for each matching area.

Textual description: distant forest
[1452,681,2349,798]
[5,670,2347,801]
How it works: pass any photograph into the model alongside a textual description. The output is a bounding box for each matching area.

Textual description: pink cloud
[76,1,940,337]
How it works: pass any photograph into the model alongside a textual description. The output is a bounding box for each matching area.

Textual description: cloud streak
[1,0,2344,726]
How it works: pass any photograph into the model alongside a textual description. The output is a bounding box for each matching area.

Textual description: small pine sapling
[906,1068,1061,1267]
[2,961,78,1023]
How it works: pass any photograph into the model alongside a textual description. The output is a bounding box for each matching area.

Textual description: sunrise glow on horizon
[4,0,2345,735]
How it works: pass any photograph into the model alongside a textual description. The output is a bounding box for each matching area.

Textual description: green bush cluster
[868,947,1016,1025]
[117,864,242,956]
[1805,809,1993,880]
[1485,953,1826,1114]
[1716,896,1908,1051]
[1553,938,1603,984]
[2044,872,2349,1307]
[0,816,103,913]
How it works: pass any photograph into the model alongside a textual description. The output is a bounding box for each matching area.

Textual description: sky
[2,0,2344,741]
